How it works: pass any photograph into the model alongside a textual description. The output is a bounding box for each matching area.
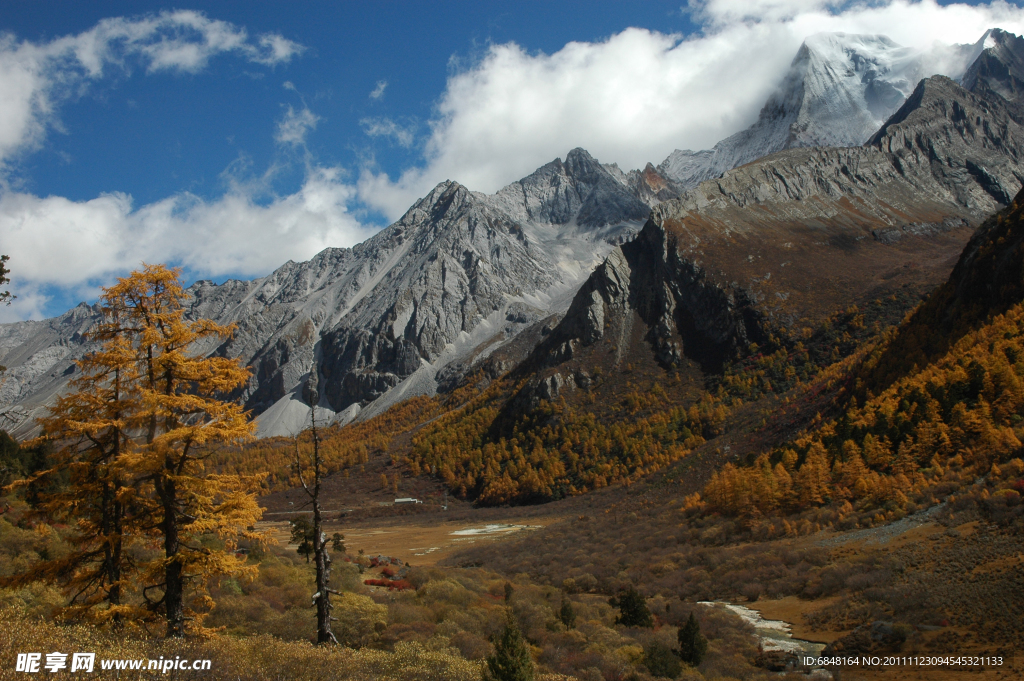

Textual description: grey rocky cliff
[537,64,1024,381]
[961,29,1024,120]
[0,149,643,437]
[658,32,984,190]
[0,303,102,429]
[541,219,762,373]
[491,147,657,225]
[316,180,554,409]
[870,75,1024,209]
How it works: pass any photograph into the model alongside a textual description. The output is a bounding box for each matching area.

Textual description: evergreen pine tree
[558,595,576,629]
[678,612,708,666]
[0,254,13,306]
[289,516,315,562]
[612,586,653,627]
[486,609,534,681]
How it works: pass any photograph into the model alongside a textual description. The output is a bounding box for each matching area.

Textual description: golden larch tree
[1,313,143,625]
[102,264,264,637]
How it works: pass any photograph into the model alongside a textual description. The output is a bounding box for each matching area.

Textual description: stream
[698,601,826,656]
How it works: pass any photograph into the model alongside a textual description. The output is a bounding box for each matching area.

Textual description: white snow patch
[660,32,987,189]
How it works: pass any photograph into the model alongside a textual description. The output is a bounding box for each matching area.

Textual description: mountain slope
[961,28,1024,119]
[4,29,1024,442]
[392,57,1024,506]
[0,149,642,438]
[536,72,1024,381]
[862,183,1024,392]
[658,31,983,189]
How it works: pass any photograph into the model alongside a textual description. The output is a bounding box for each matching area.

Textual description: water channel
[698,601,826,656]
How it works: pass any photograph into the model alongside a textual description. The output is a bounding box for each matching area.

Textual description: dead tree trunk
[296,364,337,645]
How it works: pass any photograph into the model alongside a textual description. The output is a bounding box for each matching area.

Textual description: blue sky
[4,2,701,207]
[1,0,1022,321]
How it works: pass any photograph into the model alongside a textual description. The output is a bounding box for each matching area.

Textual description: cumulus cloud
[360,117,416,147]
[0,166,375,321]
[0,10,302,167]
[358,0,1024,220]
[370,80,388,100]
[276,105,320,146]
[8,1,1024,320]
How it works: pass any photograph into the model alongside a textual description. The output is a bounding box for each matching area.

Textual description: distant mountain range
[3,28,1024,439]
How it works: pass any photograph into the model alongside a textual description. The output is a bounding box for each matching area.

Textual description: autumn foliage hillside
[702,302,1024,527]
[864,185,1024,391]
[698,187,1024,533]
[408,376,726,505]
[209,396,440,491]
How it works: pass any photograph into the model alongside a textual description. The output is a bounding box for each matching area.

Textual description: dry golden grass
[0,607,484,681]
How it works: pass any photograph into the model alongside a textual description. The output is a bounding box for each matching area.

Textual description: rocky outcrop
[961,29,1024,120]
[0,150,642,436]
[869,75,1024,210]
[540,217,768,374]
[658,32,984,190]
[538,66,1024,378]
[492,148,654,225]
[558,248,632,347]
[0,303,101,430]
[316,181,554,408]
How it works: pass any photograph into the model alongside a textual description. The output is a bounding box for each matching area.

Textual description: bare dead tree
[0,405,28,433]
[294,363,338,644]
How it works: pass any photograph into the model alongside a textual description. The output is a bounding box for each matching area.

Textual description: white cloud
[358,0,1024,220]
[360,117,415,147]
[0,166,376,320]
[0,285,53,324]
[687,0,844,25]
[370,80,388,100]
[8,1,1024,320]
[276,105,320,146]
[0,10,302,167]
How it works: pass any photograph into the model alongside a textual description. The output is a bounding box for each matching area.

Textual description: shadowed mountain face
[961,28,1024,120]
[3,29,1024,439]
[521,66,1024,400]
[862,184,1024,393]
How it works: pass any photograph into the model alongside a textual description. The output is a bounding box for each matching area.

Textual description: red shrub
[364,578,413,591]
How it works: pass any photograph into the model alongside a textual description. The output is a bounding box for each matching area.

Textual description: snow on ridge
[657,30,992,190]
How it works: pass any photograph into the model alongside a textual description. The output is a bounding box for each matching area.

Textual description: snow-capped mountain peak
[657,31,986,189]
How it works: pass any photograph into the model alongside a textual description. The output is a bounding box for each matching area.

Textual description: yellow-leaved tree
[1,309,143,625]
[104,264,263,637]
[3,264,264,637]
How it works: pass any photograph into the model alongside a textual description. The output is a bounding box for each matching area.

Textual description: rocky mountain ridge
[0,148,646,438]
[658,31,987,189]
[518,56,1024,404]
[3,28,1024,439]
